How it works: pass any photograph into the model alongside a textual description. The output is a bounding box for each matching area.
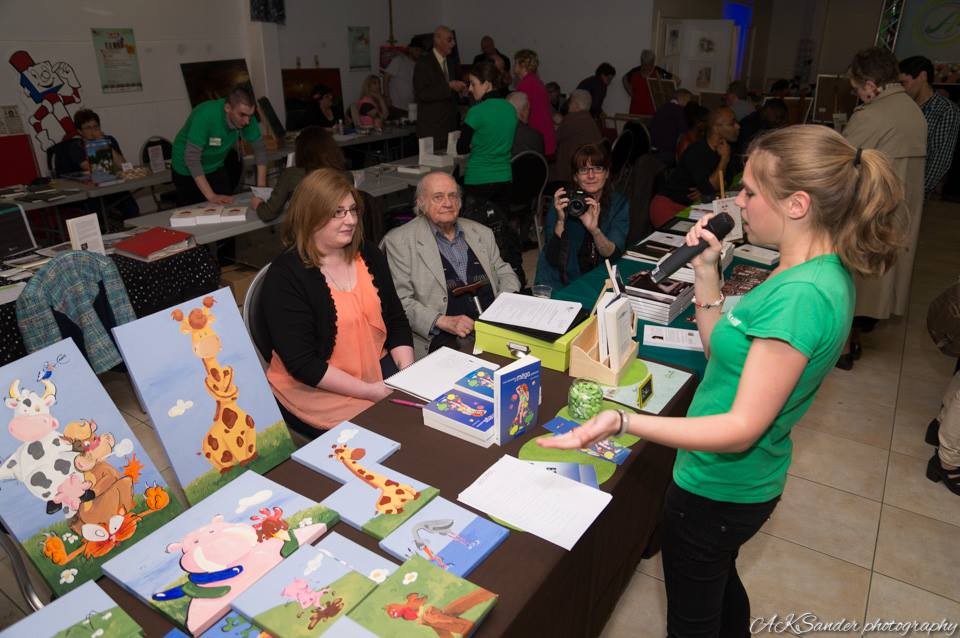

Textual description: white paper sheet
[384,346,499,401]
[601,359,693,415]
[458,455,612,550]
[478,293,582,336]
[250,186,274,200]
[642,325,704,351]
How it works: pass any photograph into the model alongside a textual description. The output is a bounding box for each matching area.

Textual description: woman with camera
[539,125,904,636]
[534,143,629,289]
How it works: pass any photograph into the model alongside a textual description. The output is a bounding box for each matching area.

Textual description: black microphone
[649,213,735,284]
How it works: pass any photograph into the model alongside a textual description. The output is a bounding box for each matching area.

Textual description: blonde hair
[361,74,381,98]
[283,169,363,267]
[514,49,539,74]
[746,125,905,278]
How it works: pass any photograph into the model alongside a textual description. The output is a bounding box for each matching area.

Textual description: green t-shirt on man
[172,98,261,176]
[464,97,517,185]
[674,254,854,504]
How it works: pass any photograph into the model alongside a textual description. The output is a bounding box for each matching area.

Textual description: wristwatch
[616,409,630,437]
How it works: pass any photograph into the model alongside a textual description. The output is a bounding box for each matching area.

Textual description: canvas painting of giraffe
[113,287,296,504]
[292,422,439,540]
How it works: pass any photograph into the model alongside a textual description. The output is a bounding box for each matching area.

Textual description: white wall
[1,0,249,175]
[439,0,655,115]
[278,0,442,112]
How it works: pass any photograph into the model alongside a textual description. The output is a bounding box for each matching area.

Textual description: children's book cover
[543,417,629,464]
[112,288,297,504]
[163,612,262,638]
[292,423,438,540]
[378,497,508,577]
[0,580,143,637]
[423,390,494,434]
[0,339,182,596]
[315,531,398,584]
[102,471,338,636]
[493,355,540,445]
[232,543,379,637]
[525,460,599,489]
[452,368,495,399]
[348,554,497,637]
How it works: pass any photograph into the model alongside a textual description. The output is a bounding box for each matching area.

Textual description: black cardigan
[261,243,414,388]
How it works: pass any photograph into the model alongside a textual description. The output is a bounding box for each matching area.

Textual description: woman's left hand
[579,197,601,232]
[537,410,621,449]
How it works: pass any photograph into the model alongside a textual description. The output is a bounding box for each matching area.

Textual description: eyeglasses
[576,166,608,176]
[333,206,359,218]
[430,192,461,204]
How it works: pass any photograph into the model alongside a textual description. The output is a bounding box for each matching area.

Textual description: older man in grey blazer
[381,171,520,357]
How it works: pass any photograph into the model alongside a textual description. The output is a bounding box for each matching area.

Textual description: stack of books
[112,226,195,262]
[422,374,496,447]
[734,243,780,266]
[169,205,248,227]
[626,231,733,283]
[623,269,695,324]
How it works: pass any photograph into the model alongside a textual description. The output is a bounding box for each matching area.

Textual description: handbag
[927,279,960,357]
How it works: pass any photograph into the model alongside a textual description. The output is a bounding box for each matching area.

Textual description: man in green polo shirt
[171,84,268,206]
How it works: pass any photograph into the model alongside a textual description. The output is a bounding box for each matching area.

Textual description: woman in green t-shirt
[456,61,518,212]
[541,125,905,637]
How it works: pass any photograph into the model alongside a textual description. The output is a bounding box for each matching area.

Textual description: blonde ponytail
[747,125,905,278]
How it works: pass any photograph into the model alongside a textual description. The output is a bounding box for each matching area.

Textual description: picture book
[0,339,183,596]
[0,580,143,637]
[315,531,398,583]
[102,471,338,636]
[112,288,297,504]
[348,554,497,637]
[292,422,438,540]
[542,416,630,464]
[525,460,599,489]
[85,138,117,175]
[231,543,377,637]
[452,367,495,399]
[378,497,508,577]
[422,390,495,445]
[492,355,540,445]
[163,612,260,638]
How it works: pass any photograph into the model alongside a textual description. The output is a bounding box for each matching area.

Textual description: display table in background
[0,246,220,366]
[97,357,698,637]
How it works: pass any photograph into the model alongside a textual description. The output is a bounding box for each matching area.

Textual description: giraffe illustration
[328,443,419,515]
[171,296,257,473]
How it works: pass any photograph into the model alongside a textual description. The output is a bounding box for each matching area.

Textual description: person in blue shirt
[535,143,629,288]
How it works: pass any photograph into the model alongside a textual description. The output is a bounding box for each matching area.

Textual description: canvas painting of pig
[113,287,296,505]
[231,542,380,637]
[0,339,182,596]
[102,471,339,636]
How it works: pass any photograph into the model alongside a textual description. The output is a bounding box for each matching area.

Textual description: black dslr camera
[565,187,590,217]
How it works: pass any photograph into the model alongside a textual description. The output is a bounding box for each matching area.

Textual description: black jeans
[172,167,231,206]
[662,481,779,638]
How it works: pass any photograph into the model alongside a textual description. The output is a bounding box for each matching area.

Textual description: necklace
[321,260,355,291]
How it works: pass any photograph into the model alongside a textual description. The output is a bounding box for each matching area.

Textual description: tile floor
[0,203,956,634]
[601,200,960,636]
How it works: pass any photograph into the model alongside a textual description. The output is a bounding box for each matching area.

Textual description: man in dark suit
[414,25,466,150]
[472,36,510,71]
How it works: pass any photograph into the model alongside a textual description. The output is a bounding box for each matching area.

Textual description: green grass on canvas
[52,605,143,638]
[184,420,297,504]
[253,572,375,637]
[348,556,496,637]
[287,504,340,531]
[22,491,184,597]
[361,487,439,540]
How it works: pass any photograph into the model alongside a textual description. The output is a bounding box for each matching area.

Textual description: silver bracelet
[616,409,630,437]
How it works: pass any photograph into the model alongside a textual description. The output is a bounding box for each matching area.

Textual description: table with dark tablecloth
[0,246,220,366]
[97,358,697,637]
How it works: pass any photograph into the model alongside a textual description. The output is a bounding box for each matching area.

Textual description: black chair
[45,140,76,177]
[508,151,549,250]
[139,136,178,210]
[610,128,636,185]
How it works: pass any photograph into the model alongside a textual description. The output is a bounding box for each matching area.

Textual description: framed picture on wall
[348,26,371,70]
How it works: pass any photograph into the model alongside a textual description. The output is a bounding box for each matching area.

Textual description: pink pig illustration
[281,578,331,616]
[154,512,329,635]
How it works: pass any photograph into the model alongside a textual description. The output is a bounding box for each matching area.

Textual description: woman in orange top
[261,169,414,434]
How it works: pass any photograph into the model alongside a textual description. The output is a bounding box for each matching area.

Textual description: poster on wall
[0,105,23,136]
[7,50,83,151]
[348,26,371,70]
[90,28,142,93]
[896,0,960,63]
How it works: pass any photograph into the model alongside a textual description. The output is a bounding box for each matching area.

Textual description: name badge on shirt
[209,137,222,147]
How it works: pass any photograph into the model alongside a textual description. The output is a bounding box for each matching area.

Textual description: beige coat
[843,84,927,319]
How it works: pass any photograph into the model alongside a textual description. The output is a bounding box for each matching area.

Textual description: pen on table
[390,398,427,408]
